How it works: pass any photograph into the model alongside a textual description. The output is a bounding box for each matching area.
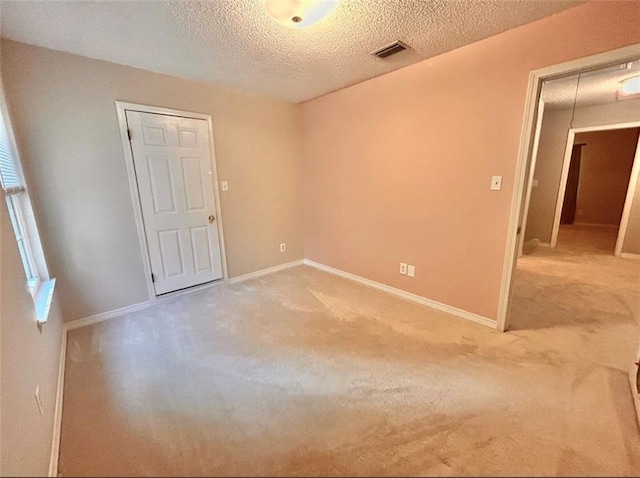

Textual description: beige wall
[0,87,65,475]
[574,128,639,226]
[301,1,640,320]
[526,99,640,244]
[1,40,303,322]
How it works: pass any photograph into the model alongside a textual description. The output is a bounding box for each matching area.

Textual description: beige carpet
[59,235,640,476]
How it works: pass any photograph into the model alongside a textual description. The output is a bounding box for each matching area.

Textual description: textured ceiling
[0,0,580,103]
[542,59,640,110]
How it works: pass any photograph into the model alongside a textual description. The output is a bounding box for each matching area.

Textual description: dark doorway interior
[560,143,584,225]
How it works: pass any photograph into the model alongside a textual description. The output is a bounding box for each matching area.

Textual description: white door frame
[549,121,640,251]
[497,42,640,332]
[114,101,228,301]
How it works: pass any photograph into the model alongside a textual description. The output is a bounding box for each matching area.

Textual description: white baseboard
[65,301,152,331]
[66,259,305,331]
[49,324,68,477]
[147,261,300,302]
[303,259,496,330]
[226,259,304,284]
[621,253,640,260]
[573,222,618,229]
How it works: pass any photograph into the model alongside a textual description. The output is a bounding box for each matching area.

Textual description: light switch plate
[407,265,415,277]
[221,181,229,191]
[490,176,503,191]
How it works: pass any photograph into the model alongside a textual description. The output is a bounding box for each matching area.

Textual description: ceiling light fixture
[265,0,338,28]
[620,75,640,95]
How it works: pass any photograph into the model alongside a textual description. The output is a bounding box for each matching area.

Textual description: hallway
[555,224,620,255]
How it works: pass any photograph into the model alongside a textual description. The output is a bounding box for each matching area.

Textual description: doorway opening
[498,44,640,332]
[500,47,640,426]
[510,59,640,327]
[554,127,640,256]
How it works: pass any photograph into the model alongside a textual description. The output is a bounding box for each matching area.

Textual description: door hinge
[151,273,155,283]
[127,128,132,141]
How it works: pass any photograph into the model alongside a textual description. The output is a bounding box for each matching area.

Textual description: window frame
[1,85,55,323]
[6,193,39,292]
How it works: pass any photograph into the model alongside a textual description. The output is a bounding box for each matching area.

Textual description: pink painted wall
[301,1,640,321]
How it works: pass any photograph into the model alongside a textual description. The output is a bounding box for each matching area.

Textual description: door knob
[208,215,215,223]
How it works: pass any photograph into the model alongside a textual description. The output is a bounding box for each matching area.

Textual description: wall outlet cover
[280,243,286,253]
[221,181,229,191]
[400,263,407,275]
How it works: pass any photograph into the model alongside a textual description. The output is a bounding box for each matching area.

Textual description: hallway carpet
[59,250,640,475]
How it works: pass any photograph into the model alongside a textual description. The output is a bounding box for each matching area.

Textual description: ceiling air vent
[371,40,409,59]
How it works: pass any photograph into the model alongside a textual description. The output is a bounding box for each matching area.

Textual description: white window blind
[0,113,25,196]
[0,96,54,322]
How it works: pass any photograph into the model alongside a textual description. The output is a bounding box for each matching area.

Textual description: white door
[126,110,223,295]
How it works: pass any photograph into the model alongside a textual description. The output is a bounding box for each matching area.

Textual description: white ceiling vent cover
[371,41,409,59]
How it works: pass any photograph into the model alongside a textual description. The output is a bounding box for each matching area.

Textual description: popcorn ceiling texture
[542,60,640,111]
[0,0,579,103]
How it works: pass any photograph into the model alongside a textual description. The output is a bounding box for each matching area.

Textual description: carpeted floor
[59,230,640,476]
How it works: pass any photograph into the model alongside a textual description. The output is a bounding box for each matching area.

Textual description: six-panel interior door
[126,110,223,295]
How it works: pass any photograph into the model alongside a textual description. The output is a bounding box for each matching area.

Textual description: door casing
[115,101,228,301]
[498,42,640,332]
[549,123,640,250]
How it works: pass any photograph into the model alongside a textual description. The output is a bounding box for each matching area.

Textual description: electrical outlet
[280,243,286,253]
[34,385,43,416]
[407,265,415,277]
[399,263,407,275]
[221,181,229,192]
[532,179,539,187]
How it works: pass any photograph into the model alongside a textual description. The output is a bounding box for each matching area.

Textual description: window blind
[0,113,25,196]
